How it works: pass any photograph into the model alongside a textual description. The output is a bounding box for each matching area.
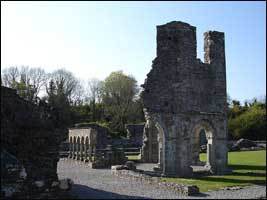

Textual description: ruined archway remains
[68,128,97,162]
[141,21,230,177]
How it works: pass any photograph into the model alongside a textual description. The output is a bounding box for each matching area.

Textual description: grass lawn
[161,150,266,192]
[127,155,140,160]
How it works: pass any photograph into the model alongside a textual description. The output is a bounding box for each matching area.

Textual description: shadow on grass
[196,176,266,185]
[229,164,266,171]
[191,164,266,186]
[70,184,150,199]
[231,172,266,177]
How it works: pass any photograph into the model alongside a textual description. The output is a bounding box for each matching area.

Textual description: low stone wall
[91,146,128,169]
[228,139,266,152]
[111,169,199,196]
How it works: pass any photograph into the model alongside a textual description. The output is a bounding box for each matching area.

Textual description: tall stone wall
[1,86,68,197]
[141,21,229,177]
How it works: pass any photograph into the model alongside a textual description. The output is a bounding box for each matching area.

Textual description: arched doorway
[191,120,215,173]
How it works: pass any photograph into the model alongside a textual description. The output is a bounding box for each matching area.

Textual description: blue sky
[1,1,266,103]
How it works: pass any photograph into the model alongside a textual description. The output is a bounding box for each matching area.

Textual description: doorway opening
[190,121,215,174]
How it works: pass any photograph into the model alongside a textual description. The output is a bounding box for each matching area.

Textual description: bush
[228,105,266,140]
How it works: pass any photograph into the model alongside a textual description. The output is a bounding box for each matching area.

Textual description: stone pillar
[191,138,199,165]
[76,141,80,160]
[141,111,159,163]
[84,141,88,162]
[155,133,163,172]
[88,145,92,162]
[205,144,211,168]
[68,140,73,158]
[158,146,162,168]
[205,140,216,173]
[72,141,76,159]
[80,142,84,161]
[215,138,230,174]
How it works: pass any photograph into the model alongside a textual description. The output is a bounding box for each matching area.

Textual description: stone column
[88,145,92,162]
[205,144,211,168]
[72,141,76,159]
[215,138,231,174]
[84,141,88,162]
[76,141,80,160]
[68,140,73,158]
[205,141,216,173]
[80,142,84,161]
[154,133,163,172]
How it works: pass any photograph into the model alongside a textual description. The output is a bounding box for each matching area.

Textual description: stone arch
[191,119,216,171]
[69,136,73,143]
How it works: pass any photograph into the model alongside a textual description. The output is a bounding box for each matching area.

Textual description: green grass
[127,155,140,160]
[162,150,266,192]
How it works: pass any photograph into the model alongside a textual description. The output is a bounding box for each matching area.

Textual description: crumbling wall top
[142,21,227,115]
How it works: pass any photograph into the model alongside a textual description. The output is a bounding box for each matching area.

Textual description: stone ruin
[140,21,230,177]
[1,86,68,198]
[125,123,145,147]
[68,127,127,168]
[68,127,97,162]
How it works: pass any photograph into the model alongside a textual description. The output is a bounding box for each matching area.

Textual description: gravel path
[57,159,266,199]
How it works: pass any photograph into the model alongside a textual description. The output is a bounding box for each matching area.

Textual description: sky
[1,1,266,103]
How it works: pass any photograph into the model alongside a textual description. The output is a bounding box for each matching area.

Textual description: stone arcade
[68,127,97,162]
[68,127,128,168]
[141,21,230,177]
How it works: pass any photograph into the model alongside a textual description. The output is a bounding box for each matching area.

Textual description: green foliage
[69,102,105,125]
[101,71,140,135]
[70,104,92,124]
[45,80,72,126]
[74,122,120,138]
[228,103,266,140]
[11,79,35,102]
[96,121,120,138]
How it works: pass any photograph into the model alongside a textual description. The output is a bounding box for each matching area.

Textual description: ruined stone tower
[141,21,229,177]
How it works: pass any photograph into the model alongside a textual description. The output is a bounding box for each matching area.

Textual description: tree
[48,69,84,106]
[87,78,103,121]
[27,67,48,97]
[228,103,266,140]
[1,66,19,86]
[101,71,139,134]
[87,78,102,103]
[45,79,72,126]
[44,69,87,126]
[10,75,35,102]
[1,66,47,102]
